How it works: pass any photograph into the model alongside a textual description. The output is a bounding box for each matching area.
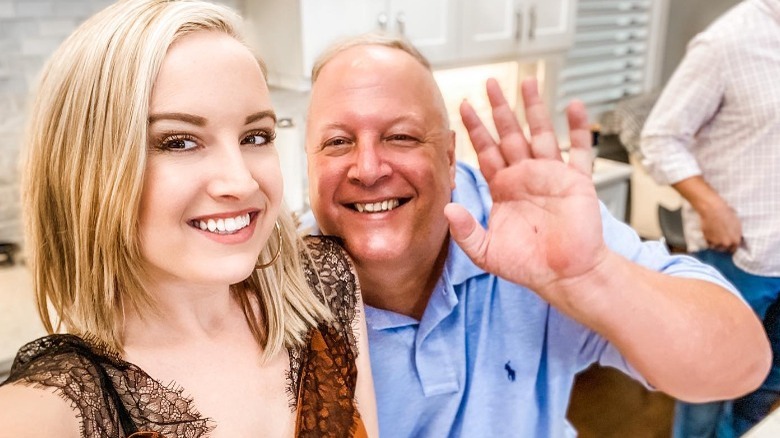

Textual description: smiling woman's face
[139,30,282,291]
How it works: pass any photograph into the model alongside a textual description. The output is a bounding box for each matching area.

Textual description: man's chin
[342,236,409,266]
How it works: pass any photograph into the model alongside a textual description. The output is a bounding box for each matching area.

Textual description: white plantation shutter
[555,0,667,123]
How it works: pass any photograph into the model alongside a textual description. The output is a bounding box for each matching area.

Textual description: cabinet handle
[515,10,523,42]
[377,12,388,31]
[396,11,406,36]
[529,5,536,41]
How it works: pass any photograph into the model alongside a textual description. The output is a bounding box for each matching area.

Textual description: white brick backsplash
[0,77,27,95]
[52,1,100,18]
[0,40,18,57]
[0,183,21,244]
[4,20,42,38]
[0,93,24,117]
[15,1,54,18]
[20,36,60,56]
[0,222,22,245]
[0,2,14,19]
[0,149,21,185]
[37,18,77,37]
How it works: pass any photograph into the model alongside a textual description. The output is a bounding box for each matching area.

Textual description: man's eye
[323,137,353,148]
[386,134,417,143]
[242,130,276,146]
[161,135,197,151]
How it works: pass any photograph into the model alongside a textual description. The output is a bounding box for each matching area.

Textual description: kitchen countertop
[0,265,45,378]
[592,157,632,188]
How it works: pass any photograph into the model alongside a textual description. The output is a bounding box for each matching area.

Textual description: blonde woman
[0,0,377,436]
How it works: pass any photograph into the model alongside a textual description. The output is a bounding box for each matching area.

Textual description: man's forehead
[318,45,421,83]
[309,44,448,128]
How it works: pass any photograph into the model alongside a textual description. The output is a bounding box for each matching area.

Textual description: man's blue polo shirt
[365,162,738,437]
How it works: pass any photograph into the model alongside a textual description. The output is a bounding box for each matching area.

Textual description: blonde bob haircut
[22,0,329,358]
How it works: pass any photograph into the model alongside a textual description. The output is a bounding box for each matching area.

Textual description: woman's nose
[207,145,259,200]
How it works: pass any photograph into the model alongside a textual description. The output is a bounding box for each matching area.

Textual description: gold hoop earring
[256,221,282,270]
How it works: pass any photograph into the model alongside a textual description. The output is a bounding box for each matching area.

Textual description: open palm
[445,79,608,293]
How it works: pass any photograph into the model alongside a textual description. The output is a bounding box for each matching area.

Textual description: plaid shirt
[640,0,780,276]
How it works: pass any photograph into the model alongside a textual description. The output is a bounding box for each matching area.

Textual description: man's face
[306,45,456,271]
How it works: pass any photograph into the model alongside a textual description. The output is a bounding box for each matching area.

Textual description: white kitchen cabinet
[459,0,517,62]
[245,0,577,90]
[369,0,459,64]
[460,0,577,63]
[528,0,578,54]
[245,0,457,89]
[245,0,369,90]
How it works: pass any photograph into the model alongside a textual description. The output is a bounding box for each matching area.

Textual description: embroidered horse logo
[504,361,516,382]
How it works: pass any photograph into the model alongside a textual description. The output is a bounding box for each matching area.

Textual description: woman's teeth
[195,213,251,234]
[354,199,400,213]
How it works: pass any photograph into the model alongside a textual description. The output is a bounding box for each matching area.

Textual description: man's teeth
[196,213,251,234]
[354,199,400,213]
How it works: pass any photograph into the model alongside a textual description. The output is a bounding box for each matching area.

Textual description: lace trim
[5,334,212,437]
[288,236,360,398]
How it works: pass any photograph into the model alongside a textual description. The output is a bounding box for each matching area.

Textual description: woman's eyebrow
[246,110,277,125]
[147,110,276,126]
[148,112,206,126]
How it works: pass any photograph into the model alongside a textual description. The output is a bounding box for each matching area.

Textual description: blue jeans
[673,250,780,438]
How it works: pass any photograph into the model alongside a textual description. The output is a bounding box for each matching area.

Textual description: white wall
[660,0,741,83]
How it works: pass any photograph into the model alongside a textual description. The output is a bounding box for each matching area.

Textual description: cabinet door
[520,0,577,54]
[460,0,521,63]
[300,0,380,77]
[387,0,459,64]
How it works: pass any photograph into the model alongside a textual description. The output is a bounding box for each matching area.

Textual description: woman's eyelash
[150,129,277,151]
[242,129,277,145]
[153,132,197,151]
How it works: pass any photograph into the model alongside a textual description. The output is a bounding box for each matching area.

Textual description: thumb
[444,203,487,265]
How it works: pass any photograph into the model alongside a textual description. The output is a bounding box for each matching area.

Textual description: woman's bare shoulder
[0,382,80,437]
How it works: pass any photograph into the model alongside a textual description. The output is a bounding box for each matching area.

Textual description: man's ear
[447,130,457,189]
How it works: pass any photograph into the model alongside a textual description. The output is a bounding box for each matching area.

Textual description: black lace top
[0,236,366,437]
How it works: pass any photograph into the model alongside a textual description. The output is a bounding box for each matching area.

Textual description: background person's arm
[672,176,742,253]
[640,35,725,188]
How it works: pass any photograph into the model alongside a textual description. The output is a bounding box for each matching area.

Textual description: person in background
[640,0,780,436]
[302,33,771,438]
[0,1,377,436]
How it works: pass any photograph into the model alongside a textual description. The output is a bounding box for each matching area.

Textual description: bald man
[303,34,770,437]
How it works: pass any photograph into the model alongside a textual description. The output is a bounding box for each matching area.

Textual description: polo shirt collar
[445,236,487,286]
[365,304,419,330]
[447,164,491,285]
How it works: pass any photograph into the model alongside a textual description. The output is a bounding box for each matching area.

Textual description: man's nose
[347,141,392,186]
